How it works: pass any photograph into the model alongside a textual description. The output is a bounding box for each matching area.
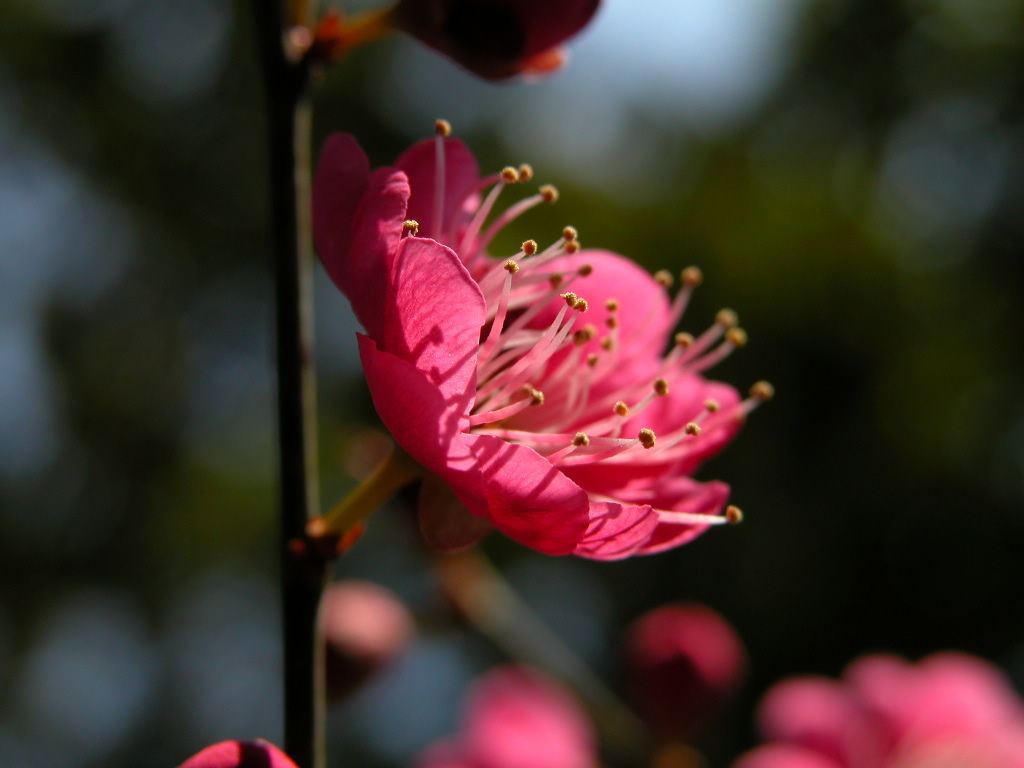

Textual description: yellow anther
[573,298,589,312]
[681,266,703,287]
[518,164,533,182]
[572,432,590,447]
[560,291,578,307]
[522,239,538,256]
[435,119,452,137]
[501,166,519,183]
[565,240,580,254]
[653,378,669,396]
[587,353,599,367]
[685,422,701,436]
[704,399,720,413]
[605,298,619,312]
[654,269,674,288]
[600,337,614,350]
[750,381,775,401]
[716,308,739,328]
[614,401,629,417]
[675,332,694,348]
[725,505,744,524]
[638,428,657,449]
[549,273,563,288]
[529,388,545,406]
[578,264,593,277]
[403,220,420,236]
[573,325,596,345]
[562,225,578,241]
[605,316,619,329]
[539,184,559,203]
[504,259,520,273]
[726,328,748,347]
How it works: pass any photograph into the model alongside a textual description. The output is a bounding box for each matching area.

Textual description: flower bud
[178,741,297,768]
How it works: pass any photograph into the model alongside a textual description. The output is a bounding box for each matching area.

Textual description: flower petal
[461,433,589,555]
[631,479,731,556]
[732,745,843,768]
[312,133,370,293]
[178,740,298,768]
[395,137,481,241]
[572,502,660,560]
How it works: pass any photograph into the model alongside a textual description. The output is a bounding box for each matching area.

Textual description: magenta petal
[633,479,731,555]
[312,133,370,295]
[178,740,298,768]
[732,745,843,768]
[461,433,589,555]
[394,138,480,241]
[572,502,659,561]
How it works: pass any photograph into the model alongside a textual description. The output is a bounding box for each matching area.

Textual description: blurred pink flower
[178,740,298,768]
[320,580,415,700]
[418,665,596,768]
[313,129,767,559]
[390,0,600,79]
[734,652,1024,768]
[625,602,746,742]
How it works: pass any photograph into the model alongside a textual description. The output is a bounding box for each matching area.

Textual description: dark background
[2,0,1024,766]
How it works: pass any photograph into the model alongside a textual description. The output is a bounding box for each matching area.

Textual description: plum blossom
[418,665,596,768]
[733,652,1024,768]
[178,740,298,768]
[389,0,600,79]
[312,126,769,559]
[625,602,746,742]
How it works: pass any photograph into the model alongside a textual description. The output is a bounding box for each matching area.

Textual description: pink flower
[312,128,768,559]
[321,580,415,700]
[390,0,601,79]
[178,740,298,768]
[734,652,1024,768]
[418,665,597,768]
[625,602,746,742]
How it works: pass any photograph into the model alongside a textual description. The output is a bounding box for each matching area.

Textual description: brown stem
[251,2,323,767]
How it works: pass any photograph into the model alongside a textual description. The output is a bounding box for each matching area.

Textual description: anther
[578,264,593,277]
[560,291,578,307]
[539,184,559,203]
[501,166,519,183]
[522,239,538,256]
[403,220,420,236]
[435,119,452,137]
[587,353,599,367]
[681,266,703,287]
[504,259,520,273]
[562,225,578,241]
[638,428,657,449]
[605,298,619,312]
[549,273,563,288]
[518,164,533,182]
[573,298,589,312]
[725,505,743,524]
[675,332,694,348]
[704,399,720,412]
[572,432,590,447]
[565,240,580,254]
[654,269,674,288]
[600,337,614,351]
[726,328,748,347]
[528,387,545,406]
[614,401,629,416]
[605,316,618,329]
[654,378,669,396]
[573,325,596,345]
[716,308,739,328]
[750,381,775,401]
[685,422,701,436]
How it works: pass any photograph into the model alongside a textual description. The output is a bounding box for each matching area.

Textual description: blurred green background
[2,0,1024,766]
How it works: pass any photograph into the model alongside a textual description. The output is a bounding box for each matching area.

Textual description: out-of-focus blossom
[311,128,768,559]
[178,740,298,768]
[418,664,596,768]
[625,602,746,742]
[734,652,1024,768]
[390,0,600,79]
[320,580,415,700]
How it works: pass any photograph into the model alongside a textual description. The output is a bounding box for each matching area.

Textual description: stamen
[522,239,538,257]
[434,119,452,137]
[518,164,533,182]
[578,263,593,277]
[477,187,558,252]
[654,269,674,288]
[667,265,704,328]
[433,121,449,240]
[539,184,559,203]
[468,387,545,426]
[562,225,578,242]
[726,505,743,524]
[565,240,580,254]
[500,166,519,183]
[402,220,419,237]
[750,380,775,401]
[638,428,657,449]
[655,508,734,526]
[681,266,703,287]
